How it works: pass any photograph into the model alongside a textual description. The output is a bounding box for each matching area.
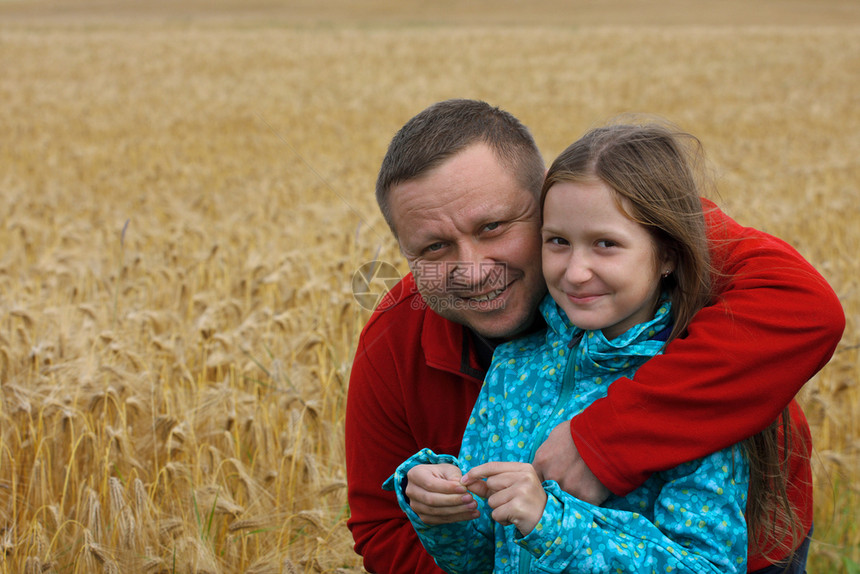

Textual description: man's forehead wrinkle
[399,181,492,221]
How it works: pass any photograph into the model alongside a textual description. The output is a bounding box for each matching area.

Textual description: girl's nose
[563,253,592,285]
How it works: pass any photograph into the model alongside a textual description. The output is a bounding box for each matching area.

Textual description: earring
[662,270,671,278]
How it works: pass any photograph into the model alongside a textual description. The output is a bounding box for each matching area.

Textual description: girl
[384,121,810,573]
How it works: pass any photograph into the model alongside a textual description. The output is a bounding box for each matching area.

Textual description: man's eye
[483,222,501,232]
[425,242,445,252]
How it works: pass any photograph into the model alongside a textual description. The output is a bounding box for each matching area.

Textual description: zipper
[518,331,582,574]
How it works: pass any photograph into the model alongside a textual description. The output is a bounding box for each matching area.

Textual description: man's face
[389,143,546,340]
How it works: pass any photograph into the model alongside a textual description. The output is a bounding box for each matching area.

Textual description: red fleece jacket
[345,200,844,573]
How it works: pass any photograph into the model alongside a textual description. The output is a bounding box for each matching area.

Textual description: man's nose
[449,243,500,291]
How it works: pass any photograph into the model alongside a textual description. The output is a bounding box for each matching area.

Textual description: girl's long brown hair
[542,119,804,564]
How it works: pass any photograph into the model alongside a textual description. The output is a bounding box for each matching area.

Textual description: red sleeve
[571,199,845,496]
[345,330,446,574]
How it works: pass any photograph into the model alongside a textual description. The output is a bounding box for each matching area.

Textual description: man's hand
[532,420,611,505]
[406,464,479,524]
[461,462,546,536]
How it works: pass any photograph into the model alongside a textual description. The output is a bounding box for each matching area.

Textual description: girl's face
[541,179,673,340]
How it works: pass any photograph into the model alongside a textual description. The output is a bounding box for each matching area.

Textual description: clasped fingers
[460,461,547,535]
[405,463,479,524]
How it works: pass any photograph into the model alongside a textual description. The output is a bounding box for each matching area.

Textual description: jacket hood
[538,293,673,364]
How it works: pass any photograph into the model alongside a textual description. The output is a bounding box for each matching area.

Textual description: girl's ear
[659,245,678,276]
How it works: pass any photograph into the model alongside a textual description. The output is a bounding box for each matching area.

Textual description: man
[345,99,844,573]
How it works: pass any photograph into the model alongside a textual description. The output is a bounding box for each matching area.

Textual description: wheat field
[0,1,858,572]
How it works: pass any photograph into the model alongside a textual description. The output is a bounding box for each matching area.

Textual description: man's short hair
[376,99,546,236]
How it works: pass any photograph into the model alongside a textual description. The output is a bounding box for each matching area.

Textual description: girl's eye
[547,237,569,246]
[596,239,617,248]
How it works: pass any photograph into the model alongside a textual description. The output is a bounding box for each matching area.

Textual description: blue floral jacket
[384,295,749,573]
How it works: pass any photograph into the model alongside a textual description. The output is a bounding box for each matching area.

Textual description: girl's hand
[461,462,547,536]
[405,464,479,524]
